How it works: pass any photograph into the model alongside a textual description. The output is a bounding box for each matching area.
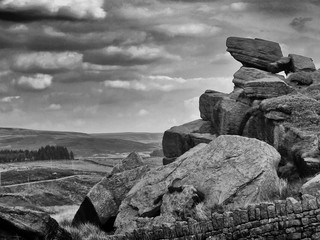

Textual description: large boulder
[162,119,215,158]
[226,37,283,71]
[199,90,228,121]
[72,165,150,231]
[289,54,316,72]
[0,205,71,240]
[243,77,294,99]
[111,152,144,174]
[233,67,284,88]
[115,135,281,233]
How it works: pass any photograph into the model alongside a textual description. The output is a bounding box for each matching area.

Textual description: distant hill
[0,128,163,158]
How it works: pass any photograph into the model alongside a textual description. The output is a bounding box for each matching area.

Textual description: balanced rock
[233,67,284,88]
[111,152,144,174]
[243,77,294,99]
[226,37,283,71]
[72,164,150,231]
[115,135,281,233]
[289,54,316,72]
[199,90,228,121]
[0,205,71,240]
[162,119,215,158]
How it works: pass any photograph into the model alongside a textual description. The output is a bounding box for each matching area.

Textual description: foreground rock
[72,153,150,231]
[115,135,281,233]
[162,119,215,158]
[0,205,71,240]
[226,37,283,71]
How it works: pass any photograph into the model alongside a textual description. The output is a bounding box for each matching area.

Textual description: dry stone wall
[107,195,320,240]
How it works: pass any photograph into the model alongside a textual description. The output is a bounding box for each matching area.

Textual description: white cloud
[210,52,233,64]
[15,74,52,90]
[104,80,147,91]
[0,0,106,20]
[138,109,149,116]
[105,46,179,61]
[230,2,248,11]
[47,104,61,110]
[0,96,20,103]
[13,52,83,73]
[148,75,186,83]
[155,23,221,37]
[119,5,173,19]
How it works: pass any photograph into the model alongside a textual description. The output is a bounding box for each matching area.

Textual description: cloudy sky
[0,0,319,133]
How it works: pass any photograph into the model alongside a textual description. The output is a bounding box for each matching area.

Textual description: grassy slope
[0,128,163,157]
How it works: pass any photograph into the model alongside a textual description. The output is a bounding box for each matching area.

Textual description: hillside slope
[0,128,163,157]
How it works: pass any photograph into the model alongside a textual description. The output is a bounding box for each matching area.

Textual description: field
[0,156,162,223]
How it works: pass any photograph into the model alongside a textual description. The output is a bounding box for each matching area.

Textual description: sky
[0,0,319,133]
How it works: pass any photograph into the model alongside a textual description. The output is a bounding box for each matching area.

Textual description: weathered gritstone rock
[199,90,228,121]
[162,119,215,158]
[243,77,294,99]
[0,204,71,240]
[226,37,283,71]
[72,165,150,230]
[289,53,316,72]
[111,152,144,174]
[104,195,320,240]
[233,67,284,88]
[211,97,251,135]
[268,56,291,73]
[115,135,281,234]
[242,94,320,174]
[301,174,320,196]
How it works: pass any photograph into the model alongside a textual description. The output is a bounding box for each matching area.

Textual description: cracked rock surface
[114,135,281,233]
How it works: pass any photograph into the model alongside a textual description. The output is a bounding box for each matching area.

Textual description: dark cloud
[0,9,83,22]
[0,0,107,21]
[290,17,313,32]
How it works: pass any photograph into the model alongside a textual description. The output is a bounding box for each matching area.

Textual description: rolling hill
[0,128,163,158]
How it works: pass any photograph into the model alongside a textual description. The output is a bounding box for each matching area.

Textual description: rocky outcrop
[162,119,215,158]
[111,152,144,174]
[226,37,283,71]
[0,205,71,240]
[115,135,281,233]
[72,153,150,231]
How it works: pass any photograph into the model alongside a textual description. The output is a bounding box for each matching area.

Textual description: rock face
[289,54,316,72]
[0,205,71,240]
[111,152,144,174]
[226,37,283,71]
[162,119,215,158]
[115,135,281,233]
[72,153,150,231]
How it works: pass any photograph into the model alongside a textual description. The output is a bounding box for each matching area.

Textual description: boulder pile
[163,36,320,176]
[72,36,320,235]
